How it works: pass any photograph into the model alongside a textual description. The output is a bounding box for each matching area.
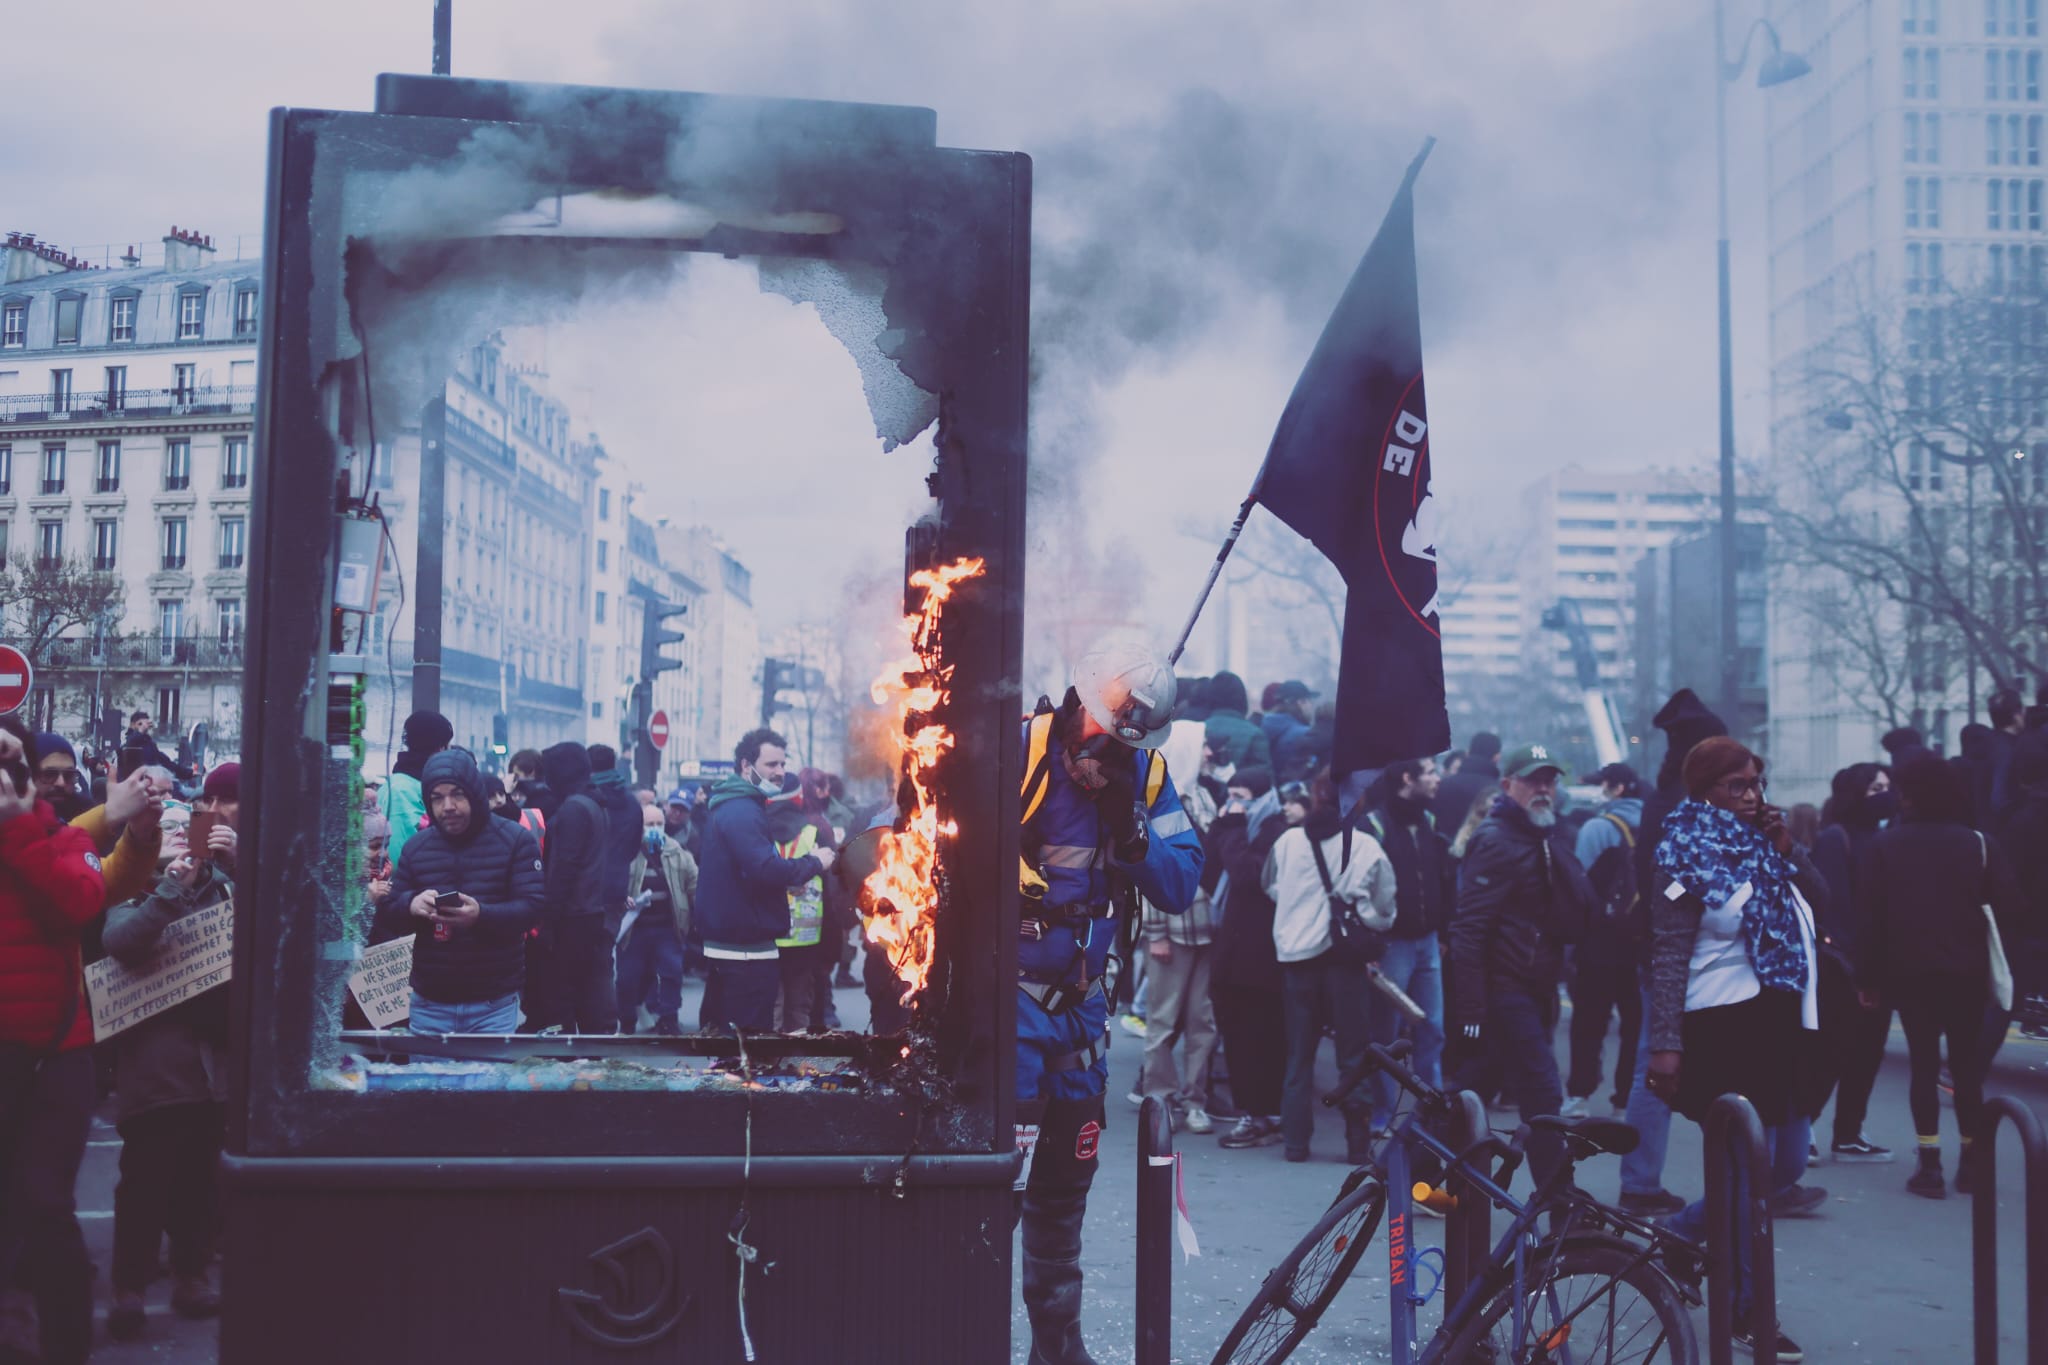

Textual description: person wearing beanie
[1613,690,1728,1217]
[1202,672,1270,775]
[524,741,614,1033]
[30,734,88,823]
[1430,730,1501,832]
[380,711,452,866]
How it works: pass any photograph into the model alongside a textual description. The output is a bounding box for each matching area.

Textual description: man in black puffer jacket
[1448,743,1597,1186]
[375,749,543,1033]
[586,744,645,933]
[521,741,614,1033]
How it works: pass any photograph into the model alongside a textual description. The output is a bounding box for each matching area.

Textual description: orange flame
[860,556,986,1002]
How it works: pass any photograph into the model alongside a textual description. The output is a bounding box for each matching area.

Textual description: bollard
[1972,1094,2048,1365]
[1443,1090,1492,1309]
[1136,1096,1175,1365]
[1701,1094,1774,1365]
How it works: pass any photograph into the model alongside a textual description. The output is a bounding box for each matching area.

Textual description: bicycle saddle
[1527,1114,1640,1156]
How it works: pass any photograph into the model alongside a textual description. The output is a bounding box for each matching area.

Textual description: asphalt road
[65,983,2048,1364]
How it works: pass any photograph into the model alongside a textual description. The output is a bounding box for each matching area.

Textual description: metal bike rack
[1137,1096,1176,1365]
[1702,1094,1776,1365]
[1973,1094,2048,1365]
[1443,1090,1492,1308]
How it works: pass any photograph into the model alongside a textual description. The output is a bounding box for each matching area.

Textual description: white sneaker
[1126,1090,1145,1109]
[1118,1013,1148,1038]
[1560,1095,1590,1120]
[1183,1106,1214,1135]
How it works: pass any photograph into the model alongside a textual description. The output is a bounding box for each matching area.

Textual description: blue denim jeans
[1369,934,1445,1129]
[1620,979,1675,1196]
[409,990,521,1034]
[615,920,685,1028]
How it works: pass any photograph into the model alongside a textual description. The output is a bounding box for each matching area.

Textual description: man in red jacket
[0,716,110,1365]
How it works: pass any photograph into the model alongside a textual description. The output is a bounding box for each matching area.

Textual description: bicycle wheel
[1438,1239,1697,1365]
[1209,1179,1387,1365]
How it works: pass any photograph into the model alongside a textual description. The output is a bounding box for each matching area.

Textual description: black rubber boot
[1907,1145,1946,1199]
[1020,1189,1101,1365]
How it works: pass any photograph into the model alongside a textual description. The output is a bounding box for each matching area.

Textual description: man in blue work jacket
[1015,640,1204,1365]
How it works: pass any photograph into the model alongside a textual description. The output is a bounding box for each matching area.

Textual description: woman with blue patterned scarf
[1643,737,1831,1365]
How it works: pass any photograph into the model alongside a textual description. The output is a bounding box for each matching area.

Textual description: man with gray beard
[1447,744,1599,1186]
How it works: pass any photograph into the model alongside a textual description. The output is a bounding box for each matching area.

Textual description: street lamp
[1714,5,1811,735]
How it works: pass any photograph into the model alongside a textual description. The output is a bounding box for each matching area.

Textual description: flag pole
[1166,493,1257,667]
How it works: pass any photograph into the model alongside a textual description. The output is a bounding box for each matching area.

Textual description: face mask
[754,772,782,797]
[1866,790,1899,822]
[644,829,664,855]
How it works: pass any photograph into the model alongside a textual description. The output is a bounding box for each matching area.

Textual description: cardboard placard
[347,935,415,1028]
[85,898,234,1041]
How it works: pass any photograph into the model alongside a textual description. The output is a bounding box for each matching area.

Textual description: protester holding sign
[0,715,109,1365]
[374,749,545,1034]
[98,773,240,1340]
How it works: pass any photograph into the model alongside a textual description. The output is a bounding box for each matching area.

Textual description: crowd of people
[1116,673,2047,1364]
[5,662,2046,1363]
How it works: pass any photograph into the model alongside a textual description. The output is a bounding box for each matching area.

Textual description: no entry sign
[647,710,670,751]
[0,646,32,715]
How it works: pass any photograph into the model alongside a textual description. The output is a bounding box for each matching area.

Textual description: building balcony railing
[39,632,246,671]
[0,384,256,425]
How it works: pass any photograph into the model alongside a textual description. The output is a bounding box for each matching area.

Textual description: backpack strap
[1020,703,1057,828]
[1308,833,1337,895]
[1602,812,1634,849]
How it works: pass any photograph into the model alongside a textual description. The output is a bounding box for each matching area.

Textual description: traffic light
[491,711,509,756]
[640,598,686,683]
[761,657,794,726]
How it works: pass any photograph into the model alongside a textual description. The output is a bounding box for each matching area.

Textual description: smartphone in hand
[188,811,220,862]
[434,891,462,912]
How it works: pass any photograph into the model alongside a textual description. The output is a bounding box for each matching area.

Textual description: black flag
[1253,139,1448,773]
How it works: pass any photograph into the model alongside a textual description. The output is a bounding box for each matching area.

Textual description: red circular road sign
[0,646,31,716]
[647,710,670,751]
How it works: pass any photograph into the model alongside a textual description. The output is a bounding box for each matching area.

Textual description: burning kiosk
[226,74,1028,1362]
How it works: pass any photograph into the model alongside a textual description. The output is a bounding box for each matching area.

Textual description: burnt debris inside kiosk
[244,76,1026,1150]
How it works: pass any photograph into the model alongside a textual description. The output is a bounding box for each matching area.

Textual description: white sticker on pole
[1013,1124,1042,1191]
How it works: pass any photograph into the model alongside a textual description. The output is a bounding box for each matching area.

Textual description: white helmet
[1074,638,1177,752]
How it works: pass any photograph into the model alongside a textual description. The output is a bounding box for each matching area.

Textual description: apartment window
[1989,112,2001,164]
[49,369,71,413]
[0,522,11,561]
[36,520,61,566]
[104,366,126,412]
[91,518,117,571]
[52,294,80,347]
[39,445,63,495]
[595,590,607,624]
[1928,176,1944,224]
[1992,178,2006,228]
[2033,177,2045,227]
[163,439,190,491]
[233,288,257,338]
[218,516,245,569]
[0,302,22,349]
[1910,441,1948,491]
[172,364,195,401]
[2032,49,2043,98]
[2032,0,2042,34]
[94,441,119,493]
[158,599,185,644]
[1909,46,1923,96]
[1928,47,1943,96]
[1992,0,2005,33]
[0,445,11,496]
[2010,48,2025,99]
[220,437,248,489]
[161,517,187,570]
[176,290,204,341]
[217,598,243,647]
[598,487,610,520]
[109,294,135,344]
[1907,0,1937,30]
[1908,112,1924,161]
[1930,240,1946,285]
[1928,110,1944,161]
[1909,241,1926,291]
[155,686,181,731]
[596,539,608,572]
[1908,176,1923,226]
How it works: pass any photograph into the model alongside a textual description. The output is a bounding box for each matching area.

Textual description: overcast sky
[10,0,1787,665]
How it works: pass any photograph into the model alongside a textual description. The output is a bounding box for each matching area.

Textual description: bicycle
[1211,1040,1705,1365]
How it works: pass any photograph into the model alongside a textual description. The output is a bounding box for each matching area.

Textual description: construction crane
[1541,599,1626,768]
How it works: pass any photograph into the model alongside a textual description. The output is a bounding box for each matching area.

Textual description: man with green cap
[1446,742,1599,1186]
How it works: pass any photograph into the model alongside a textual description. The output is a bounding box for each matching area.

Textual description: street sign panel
[0,646,32,715]
[647,710,670,750]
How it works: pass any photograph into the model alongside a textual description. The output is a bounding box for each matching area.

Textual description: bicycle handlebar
[1324,1039,1436,1112]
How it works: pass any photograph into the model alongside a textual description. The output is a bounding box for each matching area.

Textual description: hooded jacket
[1210,807,1286,993]
[695,773,825,953]
[375,749,544,1004]
[588,766,645,919]
[538,742,608,923]
[1447,797,1598,1026]
[1808,763,1886,959]
[1358,792,1456,940]
[1202,673,1271,773]
[0,800,108,1051]
[102,858,235,1120]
